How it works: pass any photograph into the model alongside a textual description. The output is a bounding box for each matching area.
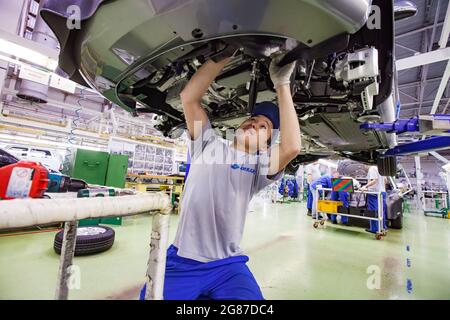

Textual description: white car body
[4,145,63,171]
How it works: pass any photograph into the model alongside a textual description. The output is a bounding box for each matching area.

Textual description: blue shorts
[139,245,264,300]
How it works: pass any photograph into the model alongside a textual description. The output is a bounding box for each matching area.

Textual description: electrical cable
[63,88,85,174]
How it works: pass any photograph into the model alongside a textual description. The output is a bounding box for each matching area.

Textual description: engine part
[334,47,380,111]
[247,60,260,112]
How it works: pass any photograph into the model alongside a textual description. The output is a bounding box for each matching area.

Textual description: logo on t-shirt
[230,163,256,174]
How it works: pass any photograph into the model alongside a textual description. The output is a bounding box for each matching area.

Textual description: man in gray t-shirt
[151,51,301,300]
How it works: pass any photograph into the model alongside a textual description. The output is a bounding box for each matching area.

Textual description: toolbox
[317,200,343,213]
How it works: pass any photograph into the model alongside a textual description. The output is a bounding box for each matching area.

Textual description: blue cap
[251,101,280,130]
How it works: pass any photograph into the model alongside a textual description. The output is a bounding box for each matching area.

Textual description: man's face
[235,115,273,151]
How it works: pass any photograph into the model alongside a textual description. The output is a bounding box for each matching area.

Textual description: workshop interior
[0,0,449,301]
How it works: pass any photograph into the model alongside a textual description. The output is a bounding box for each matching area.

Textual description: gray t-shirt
[173,121,282,262]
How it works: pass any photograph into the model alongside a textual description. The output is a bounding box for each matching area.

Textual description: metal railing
[0,191,172,300]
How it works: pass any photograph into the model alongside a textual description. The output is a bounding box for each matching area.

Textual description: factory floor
[0,200,449,300]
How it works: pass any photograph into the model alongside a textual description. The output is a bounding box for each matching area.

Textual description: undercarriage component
[247,60,260,113]
[377,156,397,177]
[334,47,380,111]
[278,33,350,66]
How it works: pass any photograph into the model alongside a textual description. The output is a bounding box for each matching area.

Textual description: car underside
[41,0,398,173]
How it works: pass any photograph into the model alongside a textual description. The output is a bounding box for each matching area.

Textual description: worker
[360,165,387,233]
[329,191,348,224]
[306,173,314,215]
[305,163,321,216]
[295,166,303,201]
[310,170,340,219]
[140,51,300,300]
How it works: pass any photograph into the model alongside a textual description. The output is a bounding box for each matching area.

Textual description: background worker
[305,163,321,216]
[330,190,349,225]
[306,173,313,215]
[310,170,340,219]
[360,165,387,233]
[141,51,300,300]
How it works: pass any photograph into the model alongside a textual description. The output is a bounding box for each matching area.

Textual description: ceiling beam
[400,97,450,107]
[418,0,442,114]
[438,0,450,48]
[396,47,450,71]
[396,22,444,39]
[429,151,449,163]
[398,77,443,88]
[395,43,419,54]
[431,1,450,114]
[431,60,450,114]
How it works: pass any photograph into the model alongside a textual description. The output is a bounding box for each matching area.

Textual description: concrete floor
[0,201,449,300]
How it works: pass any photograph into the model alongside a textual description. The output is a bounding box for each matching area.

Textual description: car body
[40,0,412,173]
[0,148,19,167]
[4,144,63,171]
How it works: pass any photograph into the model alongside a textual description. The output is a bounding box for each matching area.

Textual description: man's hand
[269,53,296,89]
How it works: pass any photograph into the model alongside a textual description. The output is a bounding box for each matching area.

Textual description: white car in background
[4,145,63,171]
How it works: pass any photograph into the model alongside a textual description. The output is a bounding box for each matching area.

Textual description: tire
[54,226,115,256]
[377,155,397,177]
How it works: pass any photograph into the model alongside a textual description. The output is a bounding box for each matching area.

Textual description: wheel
[320,220,325,225]
[313,222,319,228]
[389,215,403,229]
[377,155,397,177]
[54,226,115,256]
[375,233,382,240]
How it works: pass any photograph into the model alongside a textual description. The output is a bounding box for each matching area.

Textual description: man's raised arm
[180,58,230,140]
[268,55,302,175]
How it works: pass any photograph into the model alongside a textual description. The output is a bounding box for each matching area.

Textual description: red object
[0,161,49,200]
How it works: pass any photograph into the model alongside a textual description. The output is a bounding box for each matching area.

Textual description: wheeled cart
[313,187,387,240]
[422,190,449,219]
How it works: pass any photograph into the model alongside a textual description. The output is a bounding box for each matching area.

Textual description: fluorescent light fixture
[0,53,97,95]
[0,38,57,71]
[318,158,338,169]
[0,30,58,71]
[442,163,450,172]
[0,134,106,152]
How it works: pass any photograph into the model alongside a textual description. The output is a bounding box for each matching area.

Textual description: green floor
[0,201,449,300]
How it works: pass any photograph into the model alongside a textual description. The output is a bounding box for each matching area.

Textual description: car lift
[360,114,450,156]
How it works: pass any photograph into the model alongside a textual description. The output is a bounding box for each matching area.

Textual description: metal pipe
[145,212,170,300]
[55,220,78,300]
[0,192,171,230]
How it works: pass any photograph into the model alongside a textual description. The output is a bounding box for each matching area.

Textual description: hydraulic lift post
[360,114,450,156]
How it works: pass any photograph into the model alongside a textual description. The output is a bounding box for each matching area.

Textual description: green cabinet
[71,150,129,226]
[71,149,109,185]
[105,154,128,188]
